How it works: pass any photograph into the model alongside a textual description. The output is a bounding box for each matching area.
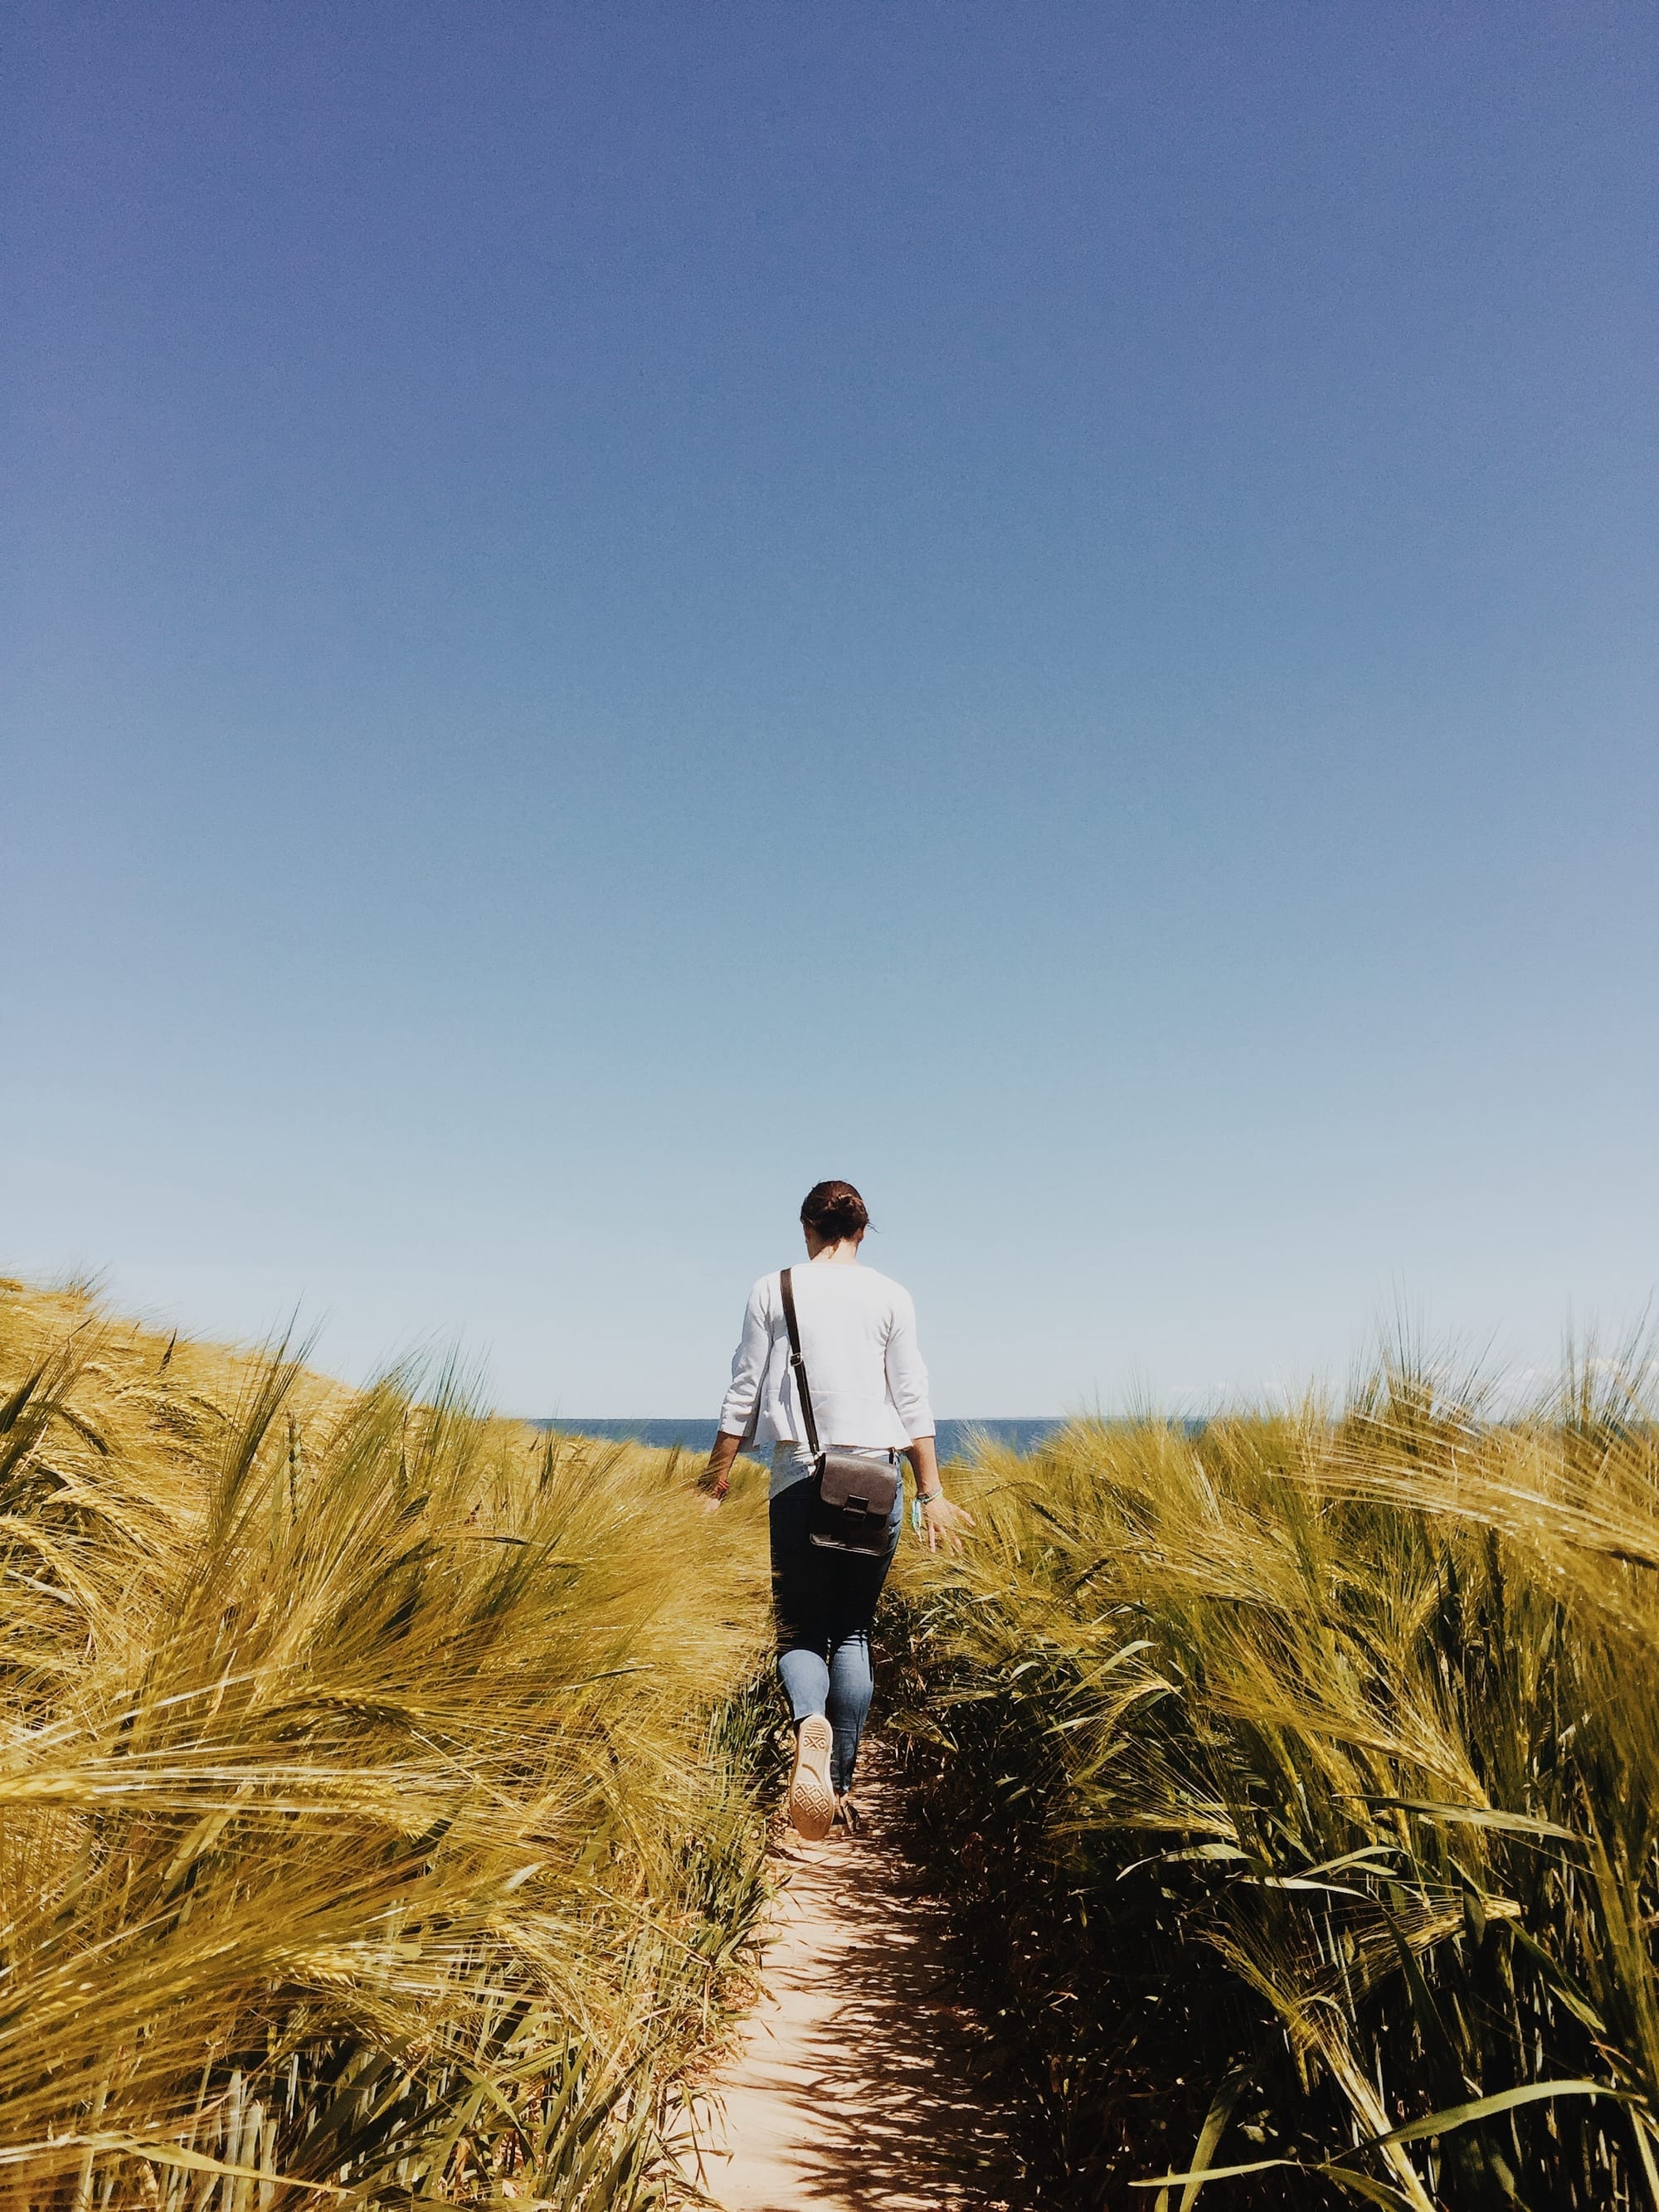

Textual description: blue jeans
[770,1458,902,1795]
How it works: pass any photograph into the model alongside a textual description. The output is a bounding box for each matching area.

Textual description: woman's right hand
[699,1432,742,1511]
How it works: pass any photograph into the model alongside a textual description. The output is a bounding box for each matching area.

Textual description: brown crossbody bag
[779,1267,902,1555]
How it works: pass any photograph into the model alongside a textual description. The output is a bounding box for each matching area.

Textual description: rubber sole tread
[788,1715,835,1841]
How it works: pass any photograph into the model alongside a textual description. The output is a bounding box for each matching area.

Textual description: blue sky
[4,3,1655,1414]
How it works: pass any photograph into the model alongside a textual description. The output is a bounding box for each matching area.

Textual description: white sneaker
[787,1716,835,1840]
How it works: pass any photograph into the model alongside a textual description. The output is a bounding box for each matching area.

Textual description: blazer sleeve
[883,1286,935,1440]
[717,1276,773,1439]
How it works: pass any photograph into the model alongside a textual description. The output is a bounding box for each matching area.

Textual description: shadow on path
[684,1749,1018,2210]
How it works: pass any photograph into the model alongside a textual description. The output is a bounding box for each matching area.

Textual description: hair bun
[800,1179,870,1242]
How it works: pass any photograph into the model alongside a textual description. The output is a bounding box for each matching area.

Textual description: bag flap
[817,1451,899,1515]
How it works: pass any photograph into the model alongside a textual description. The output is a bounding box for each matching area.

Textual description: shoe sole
[788,1716,835,1840]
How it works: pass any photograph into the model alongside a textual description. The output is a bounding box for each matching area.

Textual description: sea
[531,1417,1065,1462]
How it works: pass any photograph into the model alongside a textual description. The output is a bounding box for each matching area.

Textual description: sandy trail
[684,1753,1016,2211]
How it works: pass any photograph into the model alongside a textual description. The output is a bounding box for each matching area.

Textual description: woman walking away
[701,1181,973,1840]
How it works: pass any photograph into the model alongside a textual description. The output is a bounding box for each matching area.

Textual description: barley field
[0,1281,773,2210]
[9,1271,1658,2210]
[888,1353,1659,2207]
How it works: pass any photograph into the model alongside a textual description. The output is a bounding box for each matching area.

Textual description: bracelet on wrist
[918,1489,944,1505]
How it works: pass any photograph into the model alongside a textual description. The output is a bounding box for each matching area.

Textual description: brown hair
[800,1180,870,1243]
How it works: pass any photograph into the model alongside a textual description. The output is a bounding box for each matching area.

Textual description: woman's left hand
[920,1494,975,1553]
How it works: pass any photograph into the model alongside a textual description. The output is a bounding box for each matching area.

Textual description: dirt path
[683,1752,1016,2211]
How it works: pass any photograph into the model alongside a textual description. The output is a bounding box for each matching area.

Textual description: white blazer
[718,1263,936,1451]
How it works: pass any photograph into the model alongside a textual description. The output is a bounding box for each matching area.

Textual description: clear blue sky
[5,3,1655,1415]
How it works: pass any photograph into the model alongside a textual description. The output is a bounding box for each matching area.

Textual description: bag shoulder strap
[778,1268,821,1458]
